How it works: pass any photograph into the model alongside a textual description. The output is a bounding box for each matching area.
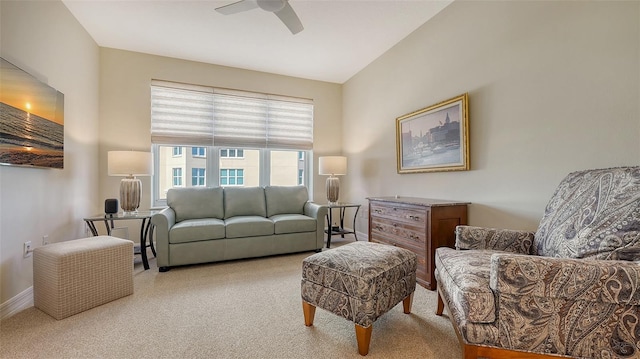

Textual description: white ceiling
[62,0,452,84]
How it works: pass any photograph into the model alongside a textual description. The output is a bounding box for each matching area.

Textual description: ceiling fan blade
[274,2,303,34]
[215,0,258,15]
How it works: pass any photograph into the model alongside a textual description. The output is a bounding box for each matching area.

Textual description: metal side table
[324,203,361,248]
[83,211,158,270]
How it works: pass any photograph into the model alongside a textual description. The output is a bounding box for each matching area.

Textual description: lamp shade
[108,151,152,176]
[318,156,347,176]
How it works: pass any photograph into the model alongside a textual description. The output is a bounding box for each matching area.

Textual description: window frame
[191,147,206,158]
[191,167,206,186]
[220,168,244,186]
[172,167,183,187]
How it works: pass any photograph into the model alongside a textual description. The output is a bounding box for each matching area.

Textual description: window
[150,81,313,206]
[220,169,244,186]
[221,148,244,158]
[172,168,183,186]
[192,147,206,157]
[192,168,205,186]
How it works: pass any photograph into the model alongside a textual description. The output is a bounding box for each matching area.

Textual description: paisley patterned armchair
[435,167,640,358]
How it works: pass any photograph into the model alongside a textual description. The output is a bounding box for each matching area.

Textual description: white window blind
[151,81,313,150]
[151,83,214,146]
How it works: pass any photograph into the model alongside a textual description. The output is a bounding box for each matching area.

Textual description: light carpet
[0,239,461,358]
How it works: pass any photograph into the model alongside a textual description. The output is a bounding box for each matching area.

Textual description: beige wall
[343,1,640,234]
[0,1,100,306]
[99,48,342,208]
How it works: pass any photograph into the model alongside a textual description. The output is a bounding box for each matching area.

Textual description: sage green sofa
[151,186,327,272]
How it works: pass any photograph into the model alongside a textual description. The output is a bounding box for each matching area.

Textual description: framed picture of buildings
[396,93,469,174]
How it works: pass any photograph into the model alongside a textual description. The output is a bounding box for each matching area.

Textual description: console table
[83,211,158,270]
[367,197,469,290]
[324,203,361,248]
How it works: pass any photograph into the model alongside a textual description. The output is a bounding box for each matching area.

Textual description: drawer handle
[392,223,398,227]
[374,209,382,213]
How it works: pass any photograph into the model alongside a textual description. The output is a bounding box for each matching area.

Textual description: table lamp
[108,151,152,213]
[318,156,347,204]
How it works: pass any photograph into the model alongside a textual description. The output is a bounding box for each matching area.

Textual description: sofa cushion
[271,214,316,234]
[534,167,640,260]
[435,247,497,324]
[168,187,224,222]
[224,187,266,219]
[225,216,273,238]
[169,218,225,244]
[264,186,308,217]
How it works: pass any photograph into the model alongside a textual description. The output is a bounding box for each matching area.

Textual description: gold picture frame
[396,93,469,174]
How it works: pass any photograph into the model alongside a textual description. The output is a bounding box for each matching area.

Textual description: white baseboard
[0,286,33,320]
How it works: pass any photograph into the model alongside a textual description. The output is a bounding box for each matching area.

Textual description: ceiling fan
[215,0,304,35]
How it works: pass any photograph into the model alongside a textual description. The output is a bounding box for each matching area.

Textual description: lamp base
[120,176,141,213]
[326,176,340,204]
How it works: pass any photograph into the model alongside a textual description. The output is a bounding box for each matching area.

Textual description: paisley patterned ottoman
[301,241,417,355]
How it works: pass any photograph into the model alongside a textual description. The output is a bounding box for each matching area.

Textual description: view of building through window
[155,146,307,203]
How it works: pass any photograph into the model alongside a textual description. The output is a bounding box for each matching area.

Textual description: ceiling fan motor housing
[257,0,286,12]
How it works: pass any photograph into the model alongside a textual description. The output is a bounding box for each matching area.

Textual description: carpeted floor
[0,239,461,358]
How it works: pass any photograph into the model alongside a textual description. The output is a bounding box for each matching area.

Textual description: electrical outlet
[24,241,32,258]
[42,235,49,246]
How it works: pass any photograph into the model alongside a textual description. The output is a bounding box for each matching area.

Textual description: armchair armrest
[455,225,534,254]
[489,253,639,355]
[151,207,176,268]
[304,202,328,250]
[490,253,640,305]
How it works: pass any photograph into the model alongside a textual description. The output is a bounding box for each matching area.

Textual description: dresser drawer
[370,203,426,225]
[369,216,426,247]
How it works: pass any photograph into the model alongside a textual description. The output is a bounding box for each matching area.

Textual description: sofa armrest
[151,207,176,268]
[490,253,640,305]
[304,202,328,250]
[455,225,534,254]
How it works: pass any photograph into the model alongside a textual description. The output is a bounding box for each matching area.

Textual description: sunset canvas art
[0,58,64,169]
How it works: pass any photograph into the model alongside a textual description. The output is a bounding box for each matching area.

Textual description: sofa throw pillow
[534,167,640,260]
[265,186,308,217]
[168,187,224,222]
[224,186,266,219]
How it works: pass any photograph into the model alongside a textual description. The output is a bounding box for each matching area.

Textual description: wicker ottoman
[301,241,417,355]
[33,236,134,320]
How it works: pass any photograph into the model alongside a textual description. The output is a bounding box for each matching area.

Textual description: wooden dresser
[367,197,469,290]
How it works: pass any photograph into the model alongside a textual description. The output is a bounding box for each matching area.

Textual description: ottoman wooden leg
[302,301,316,326]
[355,324,372,356]
[403,292,414,314]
